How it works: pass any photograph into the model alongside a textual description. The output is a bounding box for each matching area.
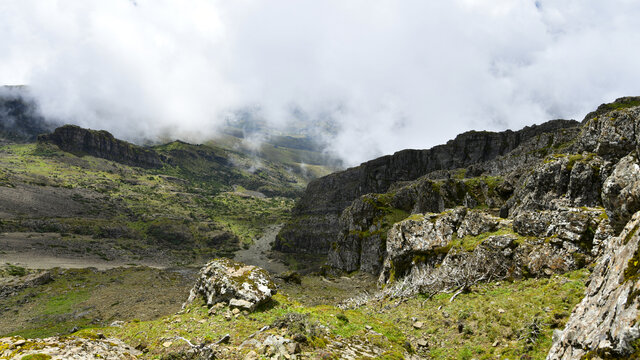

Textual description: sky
[2,0,640,165]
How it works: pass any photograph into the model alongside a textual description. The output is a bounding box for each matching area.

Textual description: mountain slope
[275,118,580,256]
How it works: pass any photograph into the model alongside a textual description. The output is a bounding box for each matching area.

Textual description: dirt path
[234,224,288,274]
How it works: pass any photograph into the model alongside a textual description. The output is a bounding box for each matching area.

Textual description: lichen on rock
[184,258,277,311]
[548,211,640,359]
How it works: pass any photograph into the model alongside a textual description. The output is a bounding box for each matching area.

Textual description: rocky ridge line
[275,119,580,255]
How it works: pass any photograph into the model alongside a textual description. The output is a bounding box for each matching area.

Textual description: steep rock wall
[39,125,164,168]
[276,119,580,254]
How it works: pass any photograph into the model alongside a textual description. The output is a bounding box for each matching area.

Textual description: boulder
[184,258,277,311]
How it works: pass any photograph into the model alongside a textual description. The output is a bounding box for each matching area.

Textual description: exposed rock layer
[276,119,580,254]
[39,125,164,168]
[547,211,640,359]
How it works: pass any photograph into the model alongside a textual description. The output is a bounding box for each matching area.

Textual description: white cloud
[2,0,640,165]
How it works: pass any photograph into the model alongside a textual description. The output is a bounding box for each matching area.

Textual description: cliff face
[547,211,640,359]
[275,119,580,254]
[38,125,164,168]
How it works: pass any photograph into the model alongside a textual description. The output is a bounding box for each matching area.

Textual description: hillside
[2,97,640,359]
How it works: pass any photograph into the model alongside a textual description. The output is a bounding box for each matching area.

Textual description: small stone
[413,321,424,329]
[285,342,299,354]
[417,338,428,348]
[14,340,26,347]
[230,298,255,310]
[216,334,231,344]
[232,308,241,315]
[162,341,172,348]
[365,325,373,330]
[497,309,506,314]
[492,341,499,347]
[199,319,206,324]
[292,334,307,343]
[244,350,259,360]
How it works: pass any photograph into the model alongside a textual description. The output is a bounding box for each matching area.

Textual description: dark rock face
[277,119,580,254]
[275,214,339,255]
[39,125,164,168]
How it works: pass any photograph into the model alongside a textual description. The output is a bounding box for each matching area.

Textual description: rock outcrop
[0,335,141,359]
[0,270,52,299]
[376,207,612,294]
[184,258,277,311]
[327,176,515,274]
[275,119,580,255]
[38,125,164,168]
[547,211,640,359]
[602,152,640,232]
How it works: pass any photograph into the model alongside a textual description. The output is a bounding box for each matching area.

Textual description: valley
[2,94,640,359]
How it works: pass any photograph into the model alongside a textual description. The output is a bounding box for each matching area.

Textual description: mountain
[3,95,640,359]
[274,96,640,358]
[275,118,580,255]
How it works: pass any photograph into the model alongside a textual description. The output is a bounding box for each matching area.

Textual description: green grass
[0,141,297,257]
[449,228,531,252]
[63,269,589,359]
[1,267,192,339]
[372,269,589,359]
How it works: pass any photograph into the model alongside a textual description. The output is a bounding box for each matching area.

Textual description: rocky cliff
[39,125,165,168]
[275,119,580,254]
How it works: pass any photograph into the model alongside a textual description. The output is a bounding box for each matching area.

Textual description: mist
[2,0,640,165]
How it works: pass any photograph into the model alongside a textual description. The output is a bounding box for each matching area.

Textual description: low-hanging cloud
[2,0,640,165]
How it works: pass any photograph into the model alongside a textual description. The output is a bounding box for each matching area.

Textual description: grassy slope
[43,269,587,360]
[0,142,295,262]
[0,266,196,339]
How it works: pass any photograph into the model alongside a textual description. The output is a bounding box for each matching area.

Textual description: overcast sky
[2,0,640,165]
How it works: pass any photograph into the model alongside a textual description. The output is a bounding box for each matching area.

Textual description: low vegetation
[23,269,587,359]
